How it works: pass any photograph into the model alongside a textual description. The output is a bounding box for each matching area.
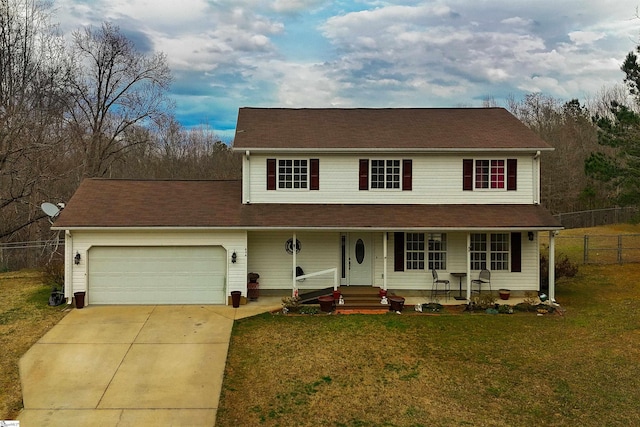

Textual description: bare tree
[508,94,607,212]
[0,0,70,240]
[67,22,173,177]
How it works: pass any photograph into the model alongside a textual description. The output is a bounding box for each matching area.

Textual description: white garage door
[88,246,226,304]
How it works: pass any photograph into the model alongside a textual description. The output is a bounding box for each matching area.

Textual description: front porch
[246,229,560,304]
[246,286,546,313]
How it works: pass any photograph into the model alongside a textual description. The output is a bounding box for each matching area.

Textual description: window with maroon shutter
[394,232,405,271]
[463,159,473,190]
[402,159,412,191]
[266,158,276,190]
[507,159,517,191]
[310,158,319,190]
[359,159,369,190]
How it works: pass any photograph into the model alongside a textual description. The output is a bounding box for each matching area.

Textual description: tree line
[0,0,240,245]
[1,0,639,256]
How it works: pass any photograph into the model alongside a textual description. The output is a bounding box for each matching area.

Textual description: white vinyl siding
[247,231,340,290]
[245,153,535,204]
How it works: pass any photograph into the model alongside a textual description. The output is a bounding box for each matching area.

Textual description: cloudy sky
[53,0,640,140]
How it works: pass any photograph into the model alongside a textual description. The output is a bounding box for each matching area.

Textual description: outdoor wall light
[231,251,237,263]
[74,252,81,265]
[528,232,534,241]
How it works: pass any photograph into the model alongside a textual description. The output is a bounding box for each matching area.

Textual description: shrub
[40,259,64,288]
[540,254,579,291]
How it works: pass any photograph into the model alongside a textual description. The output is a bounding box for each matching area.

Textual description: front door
[348,233,372,285]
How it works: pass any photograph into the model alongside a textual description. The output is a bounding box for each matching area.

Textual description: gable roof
[53,179,562,230]
[233,107,553,152]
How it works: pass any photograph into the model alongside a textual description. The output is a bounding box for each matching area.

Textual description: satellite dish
[41,202,61,218]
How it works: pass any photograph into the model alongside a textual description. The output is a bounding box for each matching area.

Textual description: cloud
[52,0,640,132]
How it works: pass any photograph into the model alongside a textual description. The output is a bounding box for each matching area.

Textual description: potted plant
[498,289,511,300]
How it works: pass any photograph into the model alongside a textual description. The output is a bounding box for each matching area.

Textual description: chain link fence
[554,206,638,229]
[0,239,64,271]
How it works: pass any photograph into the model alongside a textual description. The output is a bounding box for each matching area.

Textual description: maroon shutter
[402,159,412,191]
[394,232,405,272]
[507,159,517,191]
[511,232,522,272]
[267,158,276,190]
[463,159,473,190]
[359,159,369,190]
[310,159,319,190]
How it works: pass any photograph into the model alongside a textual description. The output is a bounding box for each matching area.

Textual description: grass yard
[0,270,69,419]
[217,226,640,427]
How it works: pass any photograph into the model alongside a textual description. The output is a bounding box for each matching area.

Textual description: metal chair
[471,269,491,294]
[431,269,450,301]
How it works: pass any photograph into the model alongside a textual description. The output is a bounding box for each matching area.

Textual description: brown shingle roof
[53,179,562,230]
[233,107,553,151]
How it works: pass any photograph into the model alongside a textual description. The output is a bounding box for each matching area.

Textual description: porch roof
[53,179,562,230]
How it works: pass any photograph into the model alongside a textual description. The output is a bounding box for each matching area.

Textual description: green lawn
[217,242,640,426]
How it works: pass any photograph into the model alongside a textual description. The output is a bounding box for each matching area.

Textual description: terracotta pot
[318,295,334,312]
[499,289,510,300]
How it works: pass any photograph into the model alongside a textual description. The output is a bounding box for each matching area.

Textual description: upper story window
[475,159,505,189]
[360,159,412,191]
[371,160,400,189]
[279,159,307,189]
[463,158,517,191]
[267,158,319,191]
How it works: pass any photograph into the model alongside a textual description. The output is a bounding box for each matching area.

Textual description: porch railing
[294,267,338,296]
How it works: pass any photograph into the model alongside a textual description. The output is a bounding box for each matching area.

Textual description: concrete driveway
[18,301,279,427]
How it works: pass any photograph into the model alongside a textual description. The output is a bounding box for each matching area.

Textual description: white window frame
[405,233,447,271]
[428,233,447,270]
[470,233,510,271]
[278,159,308,189]
[405,233,425,270]
[475,159,506,190]
[371,159,400,190]
[490,233,510,271]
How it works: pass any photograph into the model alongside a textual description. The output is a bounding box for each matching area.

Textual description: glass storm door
[348,233,372,285]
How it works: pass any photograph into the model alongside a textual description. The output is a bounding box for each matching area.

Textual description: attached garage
[88,246,227,304]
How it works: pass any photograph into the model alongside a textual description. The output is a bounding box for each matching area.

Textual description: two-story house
[52,107,563,306]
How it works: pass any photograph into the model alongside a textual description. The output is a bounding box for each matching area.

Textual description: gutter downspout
[64,230,73,304]
[244,150,251,204]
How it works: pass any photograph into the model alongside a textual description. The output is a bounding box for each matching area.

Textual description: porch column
[383,232,388,291]
[292,232,297,297]
[466,233,471,301]
[548,230,556,301]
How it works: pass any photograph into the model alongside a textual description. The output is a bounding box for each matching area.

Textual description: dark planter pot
[332,290,341,300]
[318,295,334,312]
[231,291,242,308]
[388,296,405,312]
[74,291,85,309]
[499,289,511,300]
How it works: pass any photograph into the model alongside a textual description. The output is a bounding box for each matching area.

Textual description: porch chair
[431,269,450,301]
[471,269,492,294]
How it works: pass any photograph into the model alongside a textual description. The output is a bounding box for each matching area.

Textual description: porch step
[338,286,393,310]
